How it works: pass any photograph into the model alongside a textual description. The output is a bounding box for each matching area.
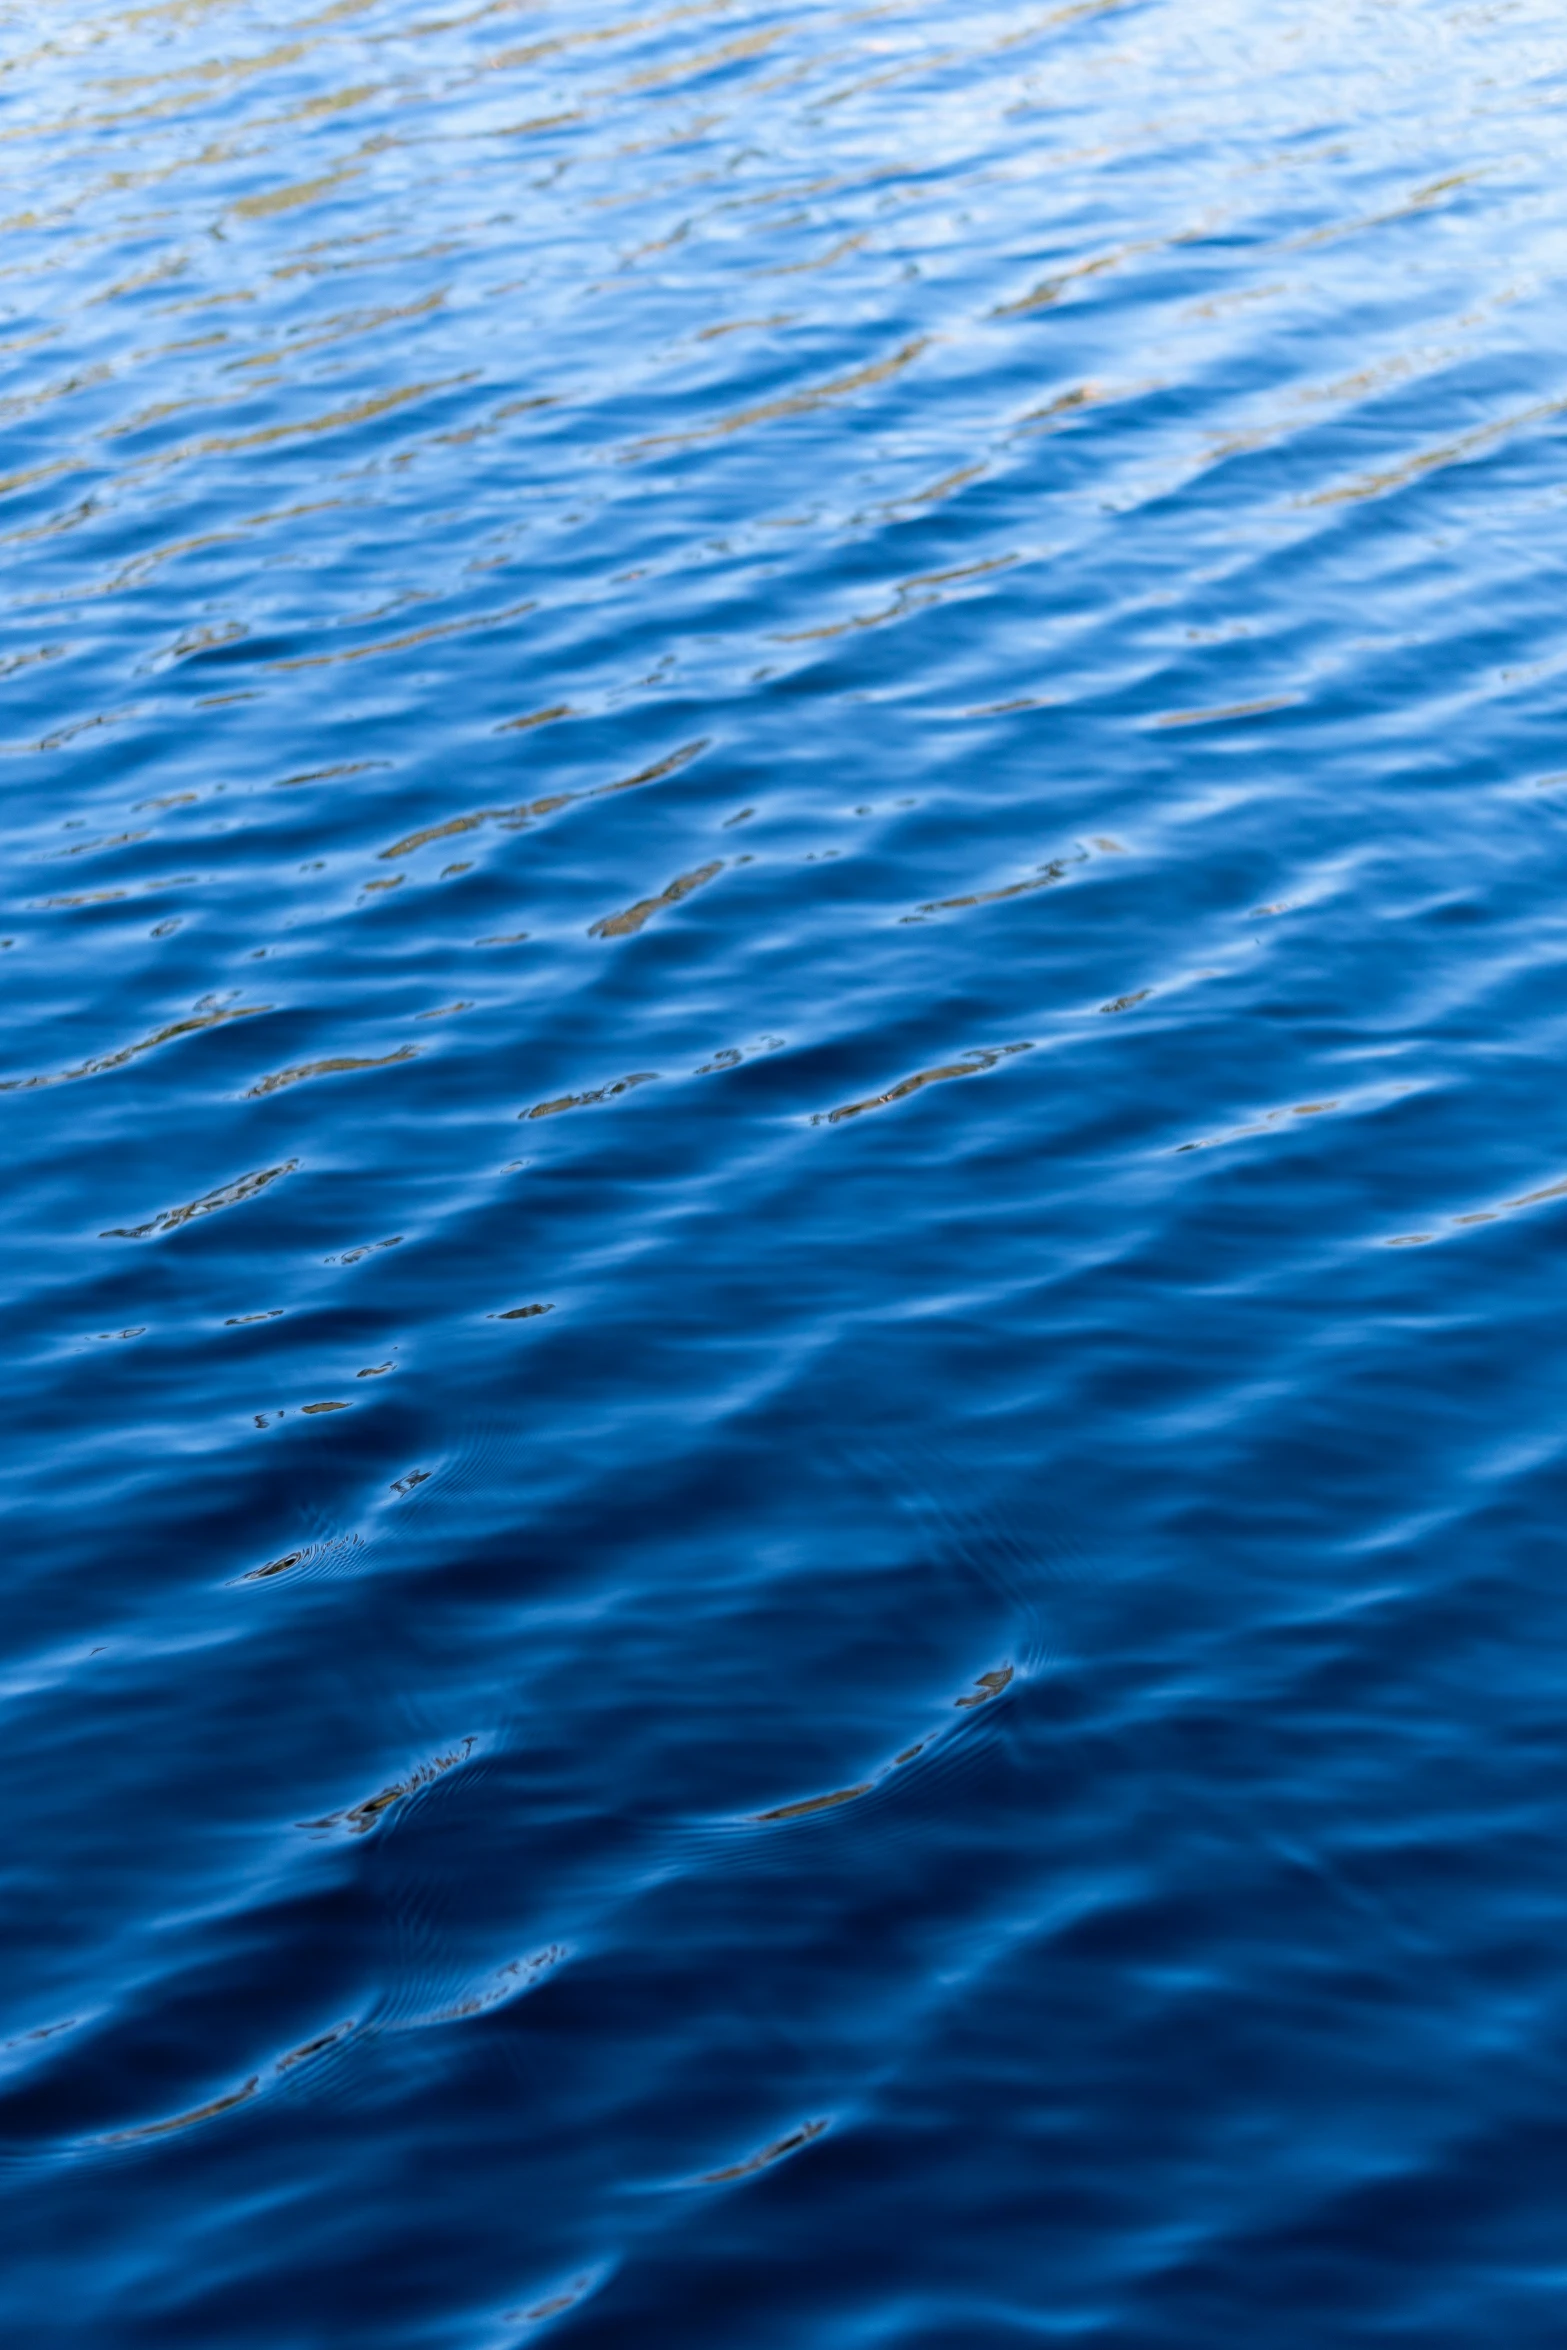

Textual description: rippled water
[5,0,1567,2337]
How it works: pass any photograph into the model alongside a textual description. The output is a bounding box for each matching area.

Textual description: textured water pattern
[5,0,1567,2338]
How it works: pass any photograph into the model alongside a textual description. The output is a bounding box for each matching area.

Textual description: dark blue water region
[4,0,1567,2339]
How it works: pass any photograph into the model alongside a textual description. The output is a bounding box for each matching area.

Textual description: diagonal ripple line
[101,1160,300,1239]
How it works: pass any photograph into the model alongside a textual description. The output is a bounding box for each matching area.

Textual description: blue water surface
[4,0,1567,2338]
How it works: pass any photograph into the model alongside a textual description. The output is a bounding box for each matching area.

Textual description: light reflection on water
[5,0,1567,2340]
